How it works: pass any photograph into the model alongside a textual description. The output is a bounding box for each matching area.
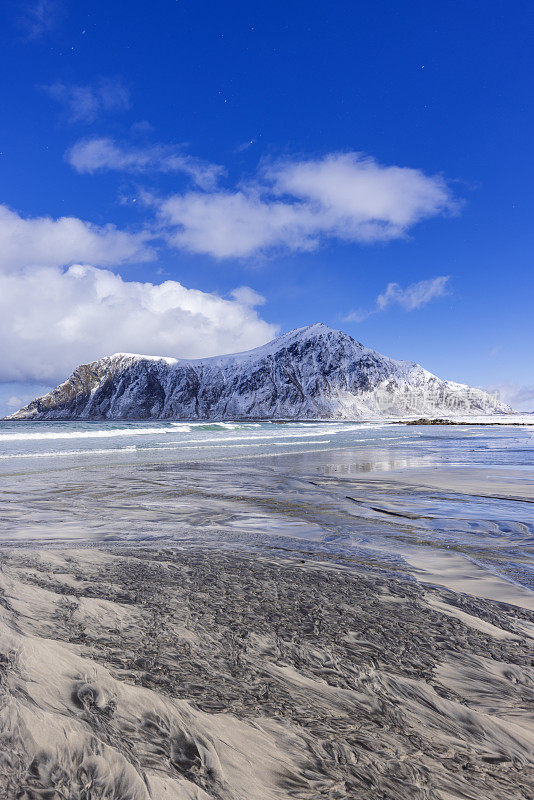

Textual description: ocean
[1,418,533,468]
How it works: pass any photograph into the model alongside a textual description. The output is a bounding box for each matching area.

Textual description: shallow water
[1,420,533,602]
[1,418,533,468]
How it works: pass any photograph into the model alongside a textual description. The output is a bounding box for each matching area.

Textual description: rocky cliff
[7,324,510,420]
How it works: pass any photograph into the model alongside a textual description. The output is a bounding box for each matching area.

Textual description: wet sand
[0,450,533,798]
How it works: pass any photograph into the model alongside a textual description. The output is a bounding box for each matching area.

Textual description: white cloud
[158,152,457,258]
[229,286,266,306]
[5,392,44,410]
[344,276,450,322]
[0,206,276,388]
[0,383,53,419]
[0,149,457,390]
[160,191,318,258]
[487,383,534,412]
[0,264,277,384]
[0,205,152,271]
[268,154,452,230]
[19,0,60,40]
[6,395,25,409]
[235,138,257,153]
[44,79,130,123]
[342,309,372,324]
[67,138,224,189]
[377,275,450,311]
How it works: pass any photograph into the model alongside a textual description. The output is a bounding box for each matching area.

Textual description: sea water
[0,418,533,469]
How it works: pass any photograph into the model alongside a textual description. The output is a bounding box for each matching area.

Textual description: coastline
[3,415,533,425]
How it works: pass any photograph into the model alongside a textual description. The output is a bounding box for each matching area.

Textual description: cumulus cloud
[67,138,224,189]
[344,276,450,322]
[230,286,266,306]
[0,206,276,387]
[160,191,318,258]
[0,149,457,390]
[44,79,130,123]
[63,147,456,257]
[268,154,451,229]
[158,152,457,258]
[0,264,277,384]
[0,205,152,271]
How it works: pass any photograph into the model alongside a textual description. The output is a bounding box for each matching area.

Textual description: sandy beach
[0,423,533,799]
[0,542,533,799]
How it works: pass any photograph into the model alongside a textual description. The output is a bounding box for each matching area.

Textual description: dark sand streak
[0,547,533,799]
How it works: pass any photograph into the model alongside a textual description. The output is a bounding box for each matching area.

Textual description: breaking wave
[0,421,382,443]
[0,421,268,442]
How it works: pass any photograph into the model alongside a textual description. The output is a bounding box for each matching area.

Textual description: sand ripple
[0,547,532,799]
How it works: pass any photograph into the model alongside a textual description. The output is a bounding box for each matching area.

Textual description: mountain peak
[278,322,347,340]
[283,322,333,336]
[98,325,353,369]
[269,322,362,351]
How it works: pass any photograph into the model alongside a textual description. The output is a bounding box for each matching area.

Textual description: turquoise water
[0,419,533,469]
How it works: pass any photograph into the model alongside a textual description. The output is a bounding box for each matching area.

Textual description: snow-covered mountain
[7,324,510,420]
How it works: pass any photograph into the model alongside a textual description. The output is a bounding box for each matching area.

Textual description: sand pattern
[0,546,532,799]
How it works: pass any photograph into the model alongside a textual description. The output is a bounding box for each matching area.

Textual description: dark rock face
[7,324,510,420]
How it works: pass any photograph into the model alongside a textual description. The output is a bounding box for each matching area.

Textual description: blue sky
[0,0,533,413]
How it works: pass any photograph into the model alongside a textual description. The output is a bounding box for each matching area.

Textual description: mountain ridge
[6,324,511,420]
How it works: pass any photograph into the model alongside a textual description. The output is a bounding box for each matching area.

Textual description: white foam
[143,424,381,447]
[0,446,139,459]
[0,439,334,460]
[0,421,384,444]
[0,424,193,442]
[152,440,332,450]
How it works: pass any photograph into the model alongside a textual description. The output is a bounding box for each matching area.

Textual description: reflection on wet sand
[2,451,532,599]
